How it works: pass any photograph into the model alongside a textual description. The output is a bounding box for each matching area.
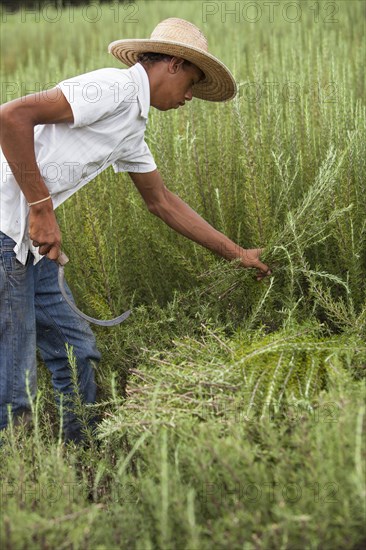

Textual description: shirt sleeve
[112,141,157,174]
[56,68,130,128]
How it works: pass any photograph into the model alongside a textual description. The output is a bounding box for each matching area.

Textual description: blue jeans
[0,232,101,442]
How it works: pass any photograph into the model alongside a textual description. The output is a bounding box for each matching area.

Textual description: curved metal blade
[57,253,131,327]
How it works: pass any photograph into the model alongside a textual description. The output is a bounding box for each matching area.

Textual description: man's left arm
[129,170,271,280]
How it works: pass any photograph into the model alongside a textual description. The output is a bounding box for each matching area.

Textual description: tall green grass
[1,1,365,548]
[1,327,365,549]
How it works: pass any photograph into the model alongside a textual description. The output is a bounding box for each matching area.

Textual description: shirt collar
[128,62,151,120]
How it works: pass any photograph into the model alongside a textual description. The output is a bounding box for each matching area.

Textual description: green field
[1,1,365,548]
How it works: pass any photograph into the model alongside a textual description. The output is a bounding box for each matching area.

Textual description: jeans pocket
[0,235,30,276]
[2,253,30,277]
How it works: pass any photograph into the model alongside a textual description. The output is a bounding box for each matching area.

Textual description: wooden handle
[57,251,69,266]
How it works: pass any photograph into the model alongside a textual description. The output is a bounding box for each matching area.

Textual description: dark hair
[137,52,193,68]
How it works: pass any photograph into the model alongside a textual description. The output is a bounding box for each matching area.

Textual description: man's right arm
[0,87,74,259]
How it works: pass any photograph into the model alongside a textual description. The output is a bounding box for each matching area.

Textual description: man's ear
[168,57,185,74]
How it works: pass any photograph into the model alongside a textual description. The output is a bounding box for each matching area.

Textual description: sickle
[57,252,131,327]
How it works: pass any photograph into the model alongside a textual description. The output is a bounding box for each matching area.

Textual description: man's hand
[28,202,62,260]
[238,248,272,281]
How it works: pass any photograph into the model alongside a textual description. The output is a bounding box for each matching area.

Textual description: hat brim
[108,39,237,102]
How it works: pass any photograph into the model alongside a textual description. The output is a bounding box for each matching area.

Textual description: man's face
[151,58,204,111]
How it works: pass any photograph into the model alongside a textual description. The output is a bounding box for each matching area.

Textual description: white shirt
[0,62,157,264]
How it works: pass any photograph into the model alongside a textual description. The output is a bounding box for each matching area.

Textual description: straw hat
[108,18,237,102]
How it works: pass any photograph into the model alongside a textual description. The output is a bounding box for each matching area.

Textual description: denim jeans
[0,232,101,442]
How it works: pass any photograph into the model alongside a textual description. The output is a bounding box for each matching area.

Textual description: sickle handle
[57,251,69,266]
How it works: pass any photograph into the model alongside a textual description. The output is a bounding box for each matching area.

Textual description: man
[0,18,271,442]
